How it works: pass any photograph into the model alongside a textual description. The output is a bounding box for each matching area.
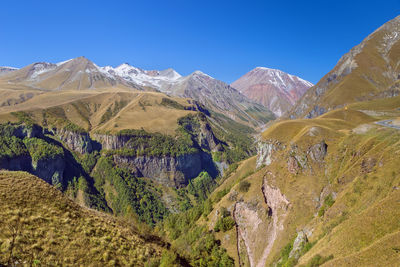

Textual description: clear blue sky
[1,0,399,84]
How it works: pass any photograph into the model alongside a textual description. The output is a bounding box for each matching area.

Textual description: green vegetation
[161,203,234,266]
[210,112,256,163]
[238,180,251,192]
[187,172,216,201]
[100,100,128,124]
[0,135,28,161]
[11,111,34,125]
[277,238,296,267]
[23,138,63,162]
[214,207,235,232]
[160,98,185,110]
[304,254,334,267]
[92,156,168,226]
[214,188,231,203]
[109,128,198,157]
[63,122,86,133]
[318,194,335,217]
[75,151,100,174]
[277,237,315,267]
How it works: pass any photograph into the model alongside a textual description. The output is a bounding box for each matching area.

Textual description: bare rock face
[233,172,290,267]
[0,155,32,172]
[32,155,65,186]
[288,231,308,259]
[231,67,313,117]
[256,140,283,168]
[287,156,301,174]
[308,141,328,162]
[112,152,215,187]
[160,71,275,127]
[54,128,94,154]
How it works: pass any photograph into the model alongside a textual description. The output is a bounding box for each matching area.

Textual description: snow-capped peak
[0,66,18,70]
[56,59,73,66]
[192,70,213,79]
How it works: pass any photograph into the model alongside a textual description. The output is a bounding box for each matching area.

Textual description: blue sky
[1,0,399,84]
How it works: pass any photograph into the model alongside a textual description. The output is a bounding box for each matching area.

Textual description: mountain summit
[231,67,313,117]
[159,70,275,127]
[288,15,400,119]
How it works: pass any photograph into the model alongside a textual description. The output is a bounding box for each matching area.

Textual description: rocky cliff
[54,128,94,154]
[113,152,216,187]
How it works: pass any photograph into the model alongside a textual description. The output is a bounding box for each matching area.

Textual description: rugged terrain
[1,14,400,267]
[232,67,313,117]
[0,57,274,129]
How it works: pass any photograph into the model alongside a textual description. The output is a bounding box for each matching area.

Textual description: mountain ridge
[288,15,400,119]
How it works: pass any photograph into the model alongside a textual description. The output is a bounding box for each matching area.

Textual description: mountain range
[0,57,275,127]
[1,14,400,267]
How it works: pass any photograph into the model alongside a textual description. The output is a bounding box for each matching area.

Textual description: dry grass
[207,104,400,266]
[0,89,197,135]
[0,171,166,266]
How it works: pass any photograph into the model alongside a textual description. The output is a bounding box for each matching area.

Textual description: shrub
[214,188,230,203]
[318,194,335,217]
[109,128,198,157]
[306,254,334,267]
[160,98,184,110]
[238,180,251,192]
[214,207,235,232]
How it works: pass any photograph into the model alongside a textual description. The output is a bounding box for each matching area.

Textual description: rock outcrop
[54,128,94,154]
[256,140,283,168]
[233,172,290,267]
[113,152,216,187]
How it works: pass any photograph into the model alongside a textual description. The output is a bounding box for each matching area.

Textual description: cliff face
[113,152,216,187]
[0,155,32,171]
[94,115,222,187]
[54,128,94,154]
[0,124,66,186]
[31,155,66,185]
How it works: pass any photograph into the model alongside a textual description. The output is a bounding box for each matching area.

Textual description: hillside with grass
[198,99,400,266]
[288,15,400,119]
[0,171,187,266]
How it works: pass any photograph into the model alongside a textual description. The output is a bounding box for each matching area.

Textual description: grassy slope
[288,16,400,119]
[204,101,400,266]
[0,89,196,135]
[0,171,170,266]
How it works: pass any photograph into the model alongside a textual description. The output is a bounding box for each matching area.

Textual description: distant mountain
[0,66,18,76]
[0,57,181,91]
[0,57,137,90]
[0,59,274,127]
[158,70,275,127]
[288,15,400,119]
[231,67,313,117]
[99,63,182,90]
